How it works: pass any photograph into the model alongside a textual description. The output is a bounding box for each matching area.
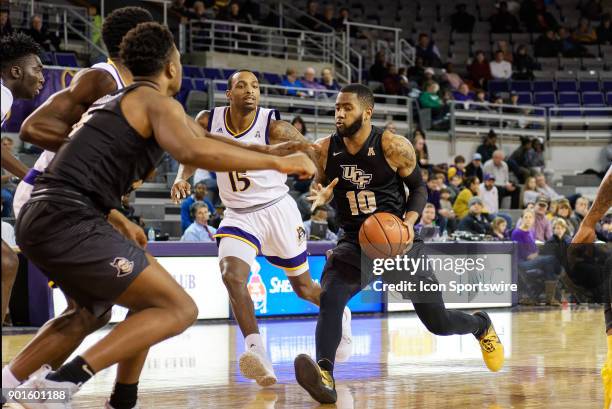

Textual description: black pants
[315,236,486,365]
[497,185,520,209]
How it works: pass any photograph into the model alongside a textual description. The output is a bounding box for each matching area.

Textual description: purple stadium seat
[488,80,509,95]
[607,92,612,106]
[579,80,600,93]
[533,80,554,93]
[517,92,533,105]
[558,92,580,106]
[183,65,203,78]
[582,92,605,106]
[602,81,612,93]
[41,51,55,65]
[222,69,235,79]
[55,52,78,67]
[510,81,531,93]
[263,72,282,85]
[534,92,556,106]
[193,78,208,92]
[557,80,578,93]
[202,68,223,80]
[215,82,228,92]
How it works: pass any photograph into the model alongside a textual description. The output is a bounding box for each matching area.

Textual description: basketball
[358,212,409,259]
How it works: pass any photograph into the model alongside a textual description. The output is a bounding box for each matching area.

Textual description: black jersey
[325,125,406,237]
[34,82,164,212]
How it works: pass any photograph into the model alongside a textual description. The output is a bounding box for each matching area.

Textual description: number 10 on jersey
[346,190,377,215]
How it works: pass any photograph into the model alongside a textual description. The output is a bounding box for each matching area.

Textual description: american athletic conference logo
[110,257,134,277]
[341,165,372,189]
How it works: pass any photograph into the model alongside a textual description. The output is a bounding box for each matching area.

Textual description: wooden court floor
[2,306,607,409]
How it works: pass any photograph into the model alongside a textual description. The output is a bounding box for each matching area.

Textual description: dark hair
[465,176,479,187]
[291,116,307,135]
[227,69,255,90]
[454,155,465,164]
[339,83,374,109]
[120,22,175,77]
[411,128,429,159]
[418,32,429,39]
[102,7,153,57]
[190,202,208,219]
[0,32,41,71]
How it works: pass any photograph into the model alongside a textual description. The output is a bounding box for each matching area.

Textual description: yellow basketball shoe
[294,354,337,404]
[474,311,505,372]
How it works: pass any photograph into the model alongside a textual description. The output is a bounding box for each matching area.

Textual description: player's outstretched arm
[268,120,316,159]
[151,98,315,178]
[20,69,117,151]
[1,145,28,180]
[572,165,612,243]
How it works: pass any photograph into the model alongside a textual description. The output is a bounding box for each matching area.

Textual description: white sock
[2,366,21,388]
[244,333,264,351]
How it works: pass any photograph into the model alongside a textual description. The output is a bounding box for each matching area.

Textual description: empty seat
[582,92,605,106]
[177,78,194,104]
[604,81,612,92]
[606,92,612,105]
[202,68,223,80]
[516,92,533,104]
[488,80,509,94]
[262,72,282,85]
[222,69,236,79]
[183,65,203,78]
[55,52,78,67]
[41,51,55,65]
[534,92,556,106]
[510,80,531,92]
[193,78,208,92]
[557,80,578,92]
[560,58,581,71]
[558,92,580,106]
[579,80,600,92]
[533,80,554,92]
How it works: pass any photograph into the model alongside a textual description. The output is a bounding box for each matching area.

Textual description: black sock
[109,382,138,409]
[46,356,95,385]
[317,358,334,374]
[472,312,490,339]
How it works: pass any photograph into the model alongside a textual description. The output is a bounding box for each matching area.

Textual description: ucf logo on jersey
[341,165,372,189]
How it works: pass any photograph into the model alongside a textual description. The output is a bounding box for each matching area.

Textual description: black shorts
[15,195,149,318]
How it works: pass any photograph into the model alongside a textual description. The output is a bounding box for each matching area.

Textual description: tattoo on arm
[268,120,308,144]
[384,133,417,177]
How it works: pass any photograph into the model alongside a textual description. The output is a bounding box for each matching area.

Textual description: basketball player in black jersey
[13,23,315,407]
[2,8,157,409]
[293,84,504,404]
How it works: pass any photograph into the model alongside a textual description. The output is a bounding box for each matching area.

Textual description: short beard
[336,114,363,138]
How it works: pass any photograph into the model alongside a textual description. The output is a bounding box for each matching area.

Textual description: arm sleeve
[401,163,428,215]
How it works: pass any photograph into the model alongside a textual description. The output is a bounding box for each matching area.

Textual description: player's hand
[307,178,338,211]
[572,224,596,244]
[401,219,415,252]
[122,220,148,249]
[276,152,316,179]
[171,179,191,204]
[268,140,312,156]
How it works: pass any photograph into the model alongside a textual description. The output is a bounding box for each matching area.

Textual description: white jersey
[1,81,14,127]
[208,106,288,209]
[13,61,126,217]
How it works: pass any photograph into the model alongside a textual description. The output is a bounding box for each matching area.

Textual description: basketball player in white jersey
[0,32,44,328]
[2,8,154,409]
[172,69,352,387]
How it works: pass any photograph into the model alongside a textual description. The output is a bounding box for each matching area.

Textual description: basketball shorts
[13,169,38,218]
[15,190,149,318]
[214,195,309,276]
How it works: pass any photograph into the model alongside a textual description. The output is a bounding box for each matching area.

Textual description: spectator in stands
[496,40,514,63]
[1,9,13,37]
[581,0,604,21]
[419,81,448,120]
[209,203,225,229]
[574,17,598,43]
[180,181,215,232]
[597,13,612,44]
[336,7,353,35]
[421,167,430,183]
[448,155,466,181]
[1,136,15,154]
[25,14,61,52]
[448,174,463,200]
[570,196,590,232]
[442,63,465,91]
[468,51,492,89]
[319,5,338,32]
[171,0,196,21]
[473,89,491,110]
[223,1,248,24]
[192,1,216,20]
[453,176,480,219]
[554,198,576,236]
[415,33,443,68]
[369,51,388,83]
[397,68,412,95]
[299,0,324,31]
[452,83,475,109]
[384,121,397,134]
[490,50,513,79]
[291,116,309,139]
[457,197,492,234]
[529,2,559,33]
[489,1,520,33]
[319,67,340,91]
[301,67,327,96]
[407,57,426,86]
[439,187,457,228]
[513,44,538,80]
[530,195,553,241]
[281,67,307,97]
[479,173,499,214]
[241,0,261,23]
[476,131,498,163]
[465,153,484,180]
[508,136,533,182]
[382,64,403,95]
[491,217,509,240]
[181,203,217,242]
[525,137,546,174]
[558,26,589,57]
[426,176,441,210]
[596,210,612,242]
[415,203,441,240]
[450,4,476,33]
[304,206,337,241]
[483,150,520,209]
[520,176,539,208]
[534,29,562,57]
[412,128,430,169]
[535,173,562,201]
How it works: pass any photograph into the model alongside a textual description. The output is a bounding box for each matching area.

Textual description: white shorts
[13,179,34,219]
[214,195,309,276]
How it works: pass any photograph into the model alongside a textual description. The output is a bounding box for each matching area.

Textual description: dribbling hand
[171,179,191,204]
[307,178,338,212]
